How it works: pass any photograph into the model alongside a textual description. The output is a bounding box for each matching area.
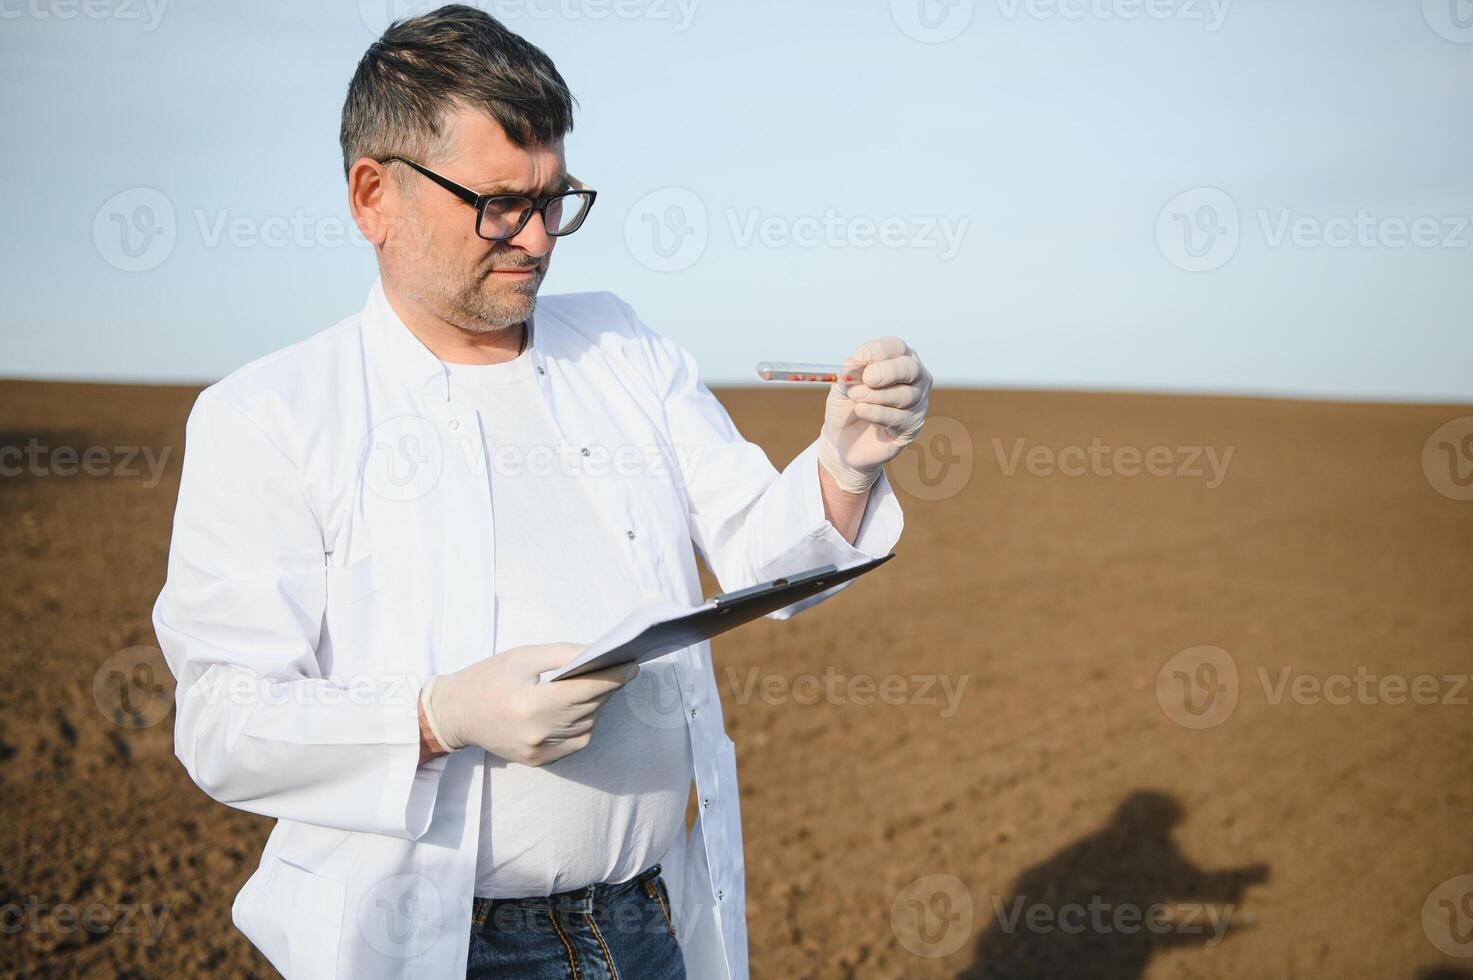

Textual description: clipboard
[544,553,895,681]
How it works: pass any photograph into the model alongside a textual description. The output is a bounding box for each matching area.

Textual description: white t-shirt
[444,347,692,899]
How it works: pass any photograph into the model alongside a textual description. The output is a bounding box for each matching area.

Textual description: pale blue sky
[2,0,1471,399]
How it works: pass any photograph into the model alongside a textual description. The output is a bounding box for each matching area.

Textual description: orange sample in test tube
[755,362,861,385]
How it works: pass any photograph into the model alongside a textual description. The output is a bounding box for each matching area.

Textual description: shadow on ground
[960,790,1269,980]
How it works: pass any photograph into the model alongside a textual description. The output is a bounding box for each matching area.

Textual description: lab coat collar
[361,277,542,404]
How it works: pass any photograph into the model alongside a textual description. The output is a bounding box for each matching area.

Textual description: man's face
[386,106,565,335]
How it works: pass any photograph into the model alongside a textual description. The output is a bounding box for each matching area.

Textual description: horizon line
[2,374,1469,410]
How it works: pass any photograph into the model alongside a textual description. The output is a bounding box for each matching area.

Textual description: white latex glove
[817,337,932,493]
[420,643,635,767]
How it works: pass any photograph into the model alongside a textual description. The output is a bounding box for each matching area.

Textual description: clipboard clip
[712,564,839,611]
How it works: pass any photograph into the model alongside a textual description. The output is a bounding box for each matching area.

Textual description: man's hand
[418,644,636,767]
[818,337,932,494]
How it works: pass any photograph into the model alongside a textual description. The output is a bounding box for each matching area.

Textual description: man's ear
[347,158,394,247]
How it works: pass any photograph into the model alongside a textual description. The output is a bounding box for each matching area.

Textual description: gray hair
[339,4,576,179]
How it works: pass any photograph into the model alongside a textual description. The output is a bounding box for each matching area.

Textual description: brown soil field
[3,379,1472,979]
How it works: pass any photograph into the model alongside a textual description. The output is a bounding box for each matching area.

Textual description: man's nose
[505,210,553,257]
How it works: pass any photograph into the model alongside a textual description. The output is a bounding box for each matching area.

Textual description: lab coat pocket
[323,554,401,677]
[248,858,347,979]
[326,553,390,606]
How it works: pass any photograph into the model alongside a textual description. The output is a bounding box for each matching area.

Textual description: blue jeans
[467,865,687,980]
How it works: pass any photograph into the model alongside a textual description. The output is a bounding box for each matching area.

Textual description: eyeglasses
[379,157,597,241]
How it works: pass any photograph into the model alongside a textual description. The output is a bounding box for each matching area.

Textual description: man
[153,6,930,978]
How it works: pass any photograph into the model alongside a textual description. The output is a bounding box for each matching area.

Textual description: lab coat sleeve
[152,390,445,838]
[624,301,903,617]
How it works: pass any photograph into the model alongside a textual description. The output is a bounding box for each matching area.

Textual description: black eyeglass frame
[379,156,597,241]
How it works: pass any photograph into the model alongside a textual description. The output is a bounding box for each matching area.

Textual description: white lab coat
[152,281,902,979]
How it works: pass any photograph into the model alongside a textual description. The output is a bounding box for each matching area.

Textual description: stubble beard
[420,248,544,336]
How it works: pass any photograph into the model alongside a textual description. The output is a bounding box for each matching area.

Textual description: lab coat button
[701,796,710,808]
[448,419,460,430]
[689,707,697,718]
[626,530,636,541]
[580,447,590,457]
[536,365,546,375]
[717,890,724,901]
